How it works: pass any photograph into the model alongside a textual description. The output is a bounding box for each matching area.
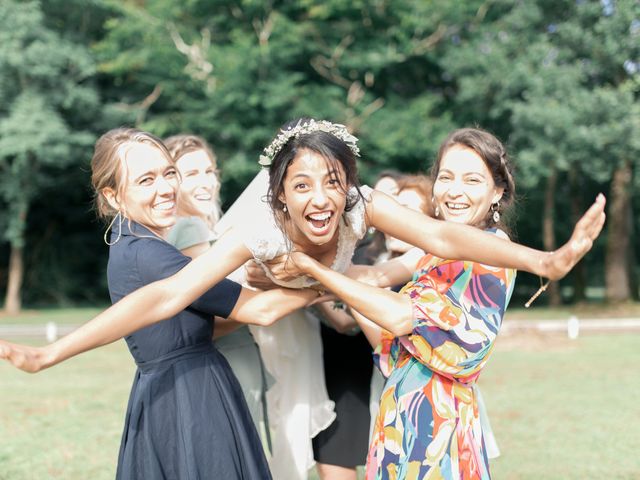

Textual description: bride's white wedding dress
[217,169,372,479]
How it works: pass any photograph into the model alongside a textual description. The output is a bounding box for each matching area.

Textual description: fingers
[572,194,607,246]
[576,194,605,230]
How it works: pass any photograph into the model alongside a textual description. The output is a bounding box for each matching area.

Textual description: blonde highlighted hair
[91,128,173,221]
[164,134,221,225]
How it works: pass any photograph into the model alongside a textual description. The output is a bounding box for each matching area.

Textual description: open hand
[0,340,49,373]
[543,194,606,280]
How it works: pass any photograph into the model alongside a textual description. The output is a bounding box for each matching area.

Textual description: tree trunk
[569,168,586,302]
[4,245,24,315]
[605,159,632,302]
[4,197,29,315]
[543,169,561,305]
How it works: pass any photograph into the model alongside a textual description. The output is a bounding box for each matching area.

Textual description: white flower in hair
[258,119,360,167]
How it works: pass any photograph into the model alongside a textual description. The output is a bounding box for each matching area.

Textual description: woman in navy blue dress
[0,128,317,479]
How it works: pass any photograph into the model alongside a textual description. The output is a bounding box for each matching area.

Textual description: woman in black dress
[0,128,317,479]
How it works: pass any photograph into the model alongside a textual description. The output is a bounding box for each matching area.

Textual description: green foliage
[0,0,99,247]
[0,0,637,305]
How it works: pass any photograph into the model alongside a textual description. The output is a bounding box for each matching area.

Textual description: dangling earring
[104,211,124,246]
[491,202,501,223]
[432,197,440,218]
[282,204,287,213]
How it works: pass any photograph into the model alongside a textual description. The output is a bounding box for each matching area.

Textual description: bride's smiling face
[279,149,348,248]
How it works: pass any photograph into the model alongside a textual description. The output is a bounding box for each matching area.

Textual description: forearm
[43,231,249,368]
[302,258,413,336]
[368,190,547,275]
[43,289,175,367]
[315,302,358,333]
[346,248,420,288]
[348,308,384,348]
[416,220,545,274]
[229,287,318,326]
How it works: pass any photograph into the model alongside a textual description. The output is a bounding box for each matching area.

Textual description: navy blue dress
[108,220,271,480]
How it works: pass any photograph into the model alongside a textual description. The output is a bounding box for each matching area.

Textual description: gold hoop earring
[104,212,124,246]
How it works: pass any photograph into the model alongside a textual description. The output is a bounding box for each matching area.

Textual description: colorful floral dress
[366,230,516,480]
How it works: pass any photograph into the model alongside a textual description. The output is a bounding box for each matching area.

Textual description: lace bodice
[244,185,373,289]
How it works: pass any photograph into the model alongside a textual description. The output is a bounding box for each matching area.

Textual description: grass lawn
[0,308,106,326]
[1,328,639,478]
[0,340,134,480]
[505,300,640,320]
[480,332,640,479]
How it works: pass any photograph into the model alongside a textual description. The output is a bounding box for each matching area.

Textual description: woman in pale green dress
[164,134,272,449]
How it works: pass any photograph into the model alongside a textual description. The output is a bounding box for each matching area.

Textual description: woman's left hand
[264,251,312,282]
[543,193,606,280]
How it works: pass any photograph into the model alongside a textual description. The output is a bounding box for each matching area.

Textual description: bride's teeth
[308,212,331,221]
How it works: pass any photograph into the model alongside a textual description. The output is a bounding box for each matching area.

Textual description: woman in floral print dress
[263,127,605,479]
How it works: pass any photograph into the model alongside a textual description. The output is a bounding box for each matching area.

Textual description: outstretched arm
[0,230,252,372]
[265,252,414,338]
[229,286,318,326]
[365,191,606,280]
[345,247,423,289]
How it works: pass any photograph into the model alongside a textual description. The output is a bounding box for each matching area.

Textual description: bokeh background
[0,1,639,479]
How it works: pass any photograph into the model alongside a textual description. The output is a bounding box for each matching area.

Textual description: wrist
[535,251,549,277]
[299,254,317,275]
[41,344,60,370]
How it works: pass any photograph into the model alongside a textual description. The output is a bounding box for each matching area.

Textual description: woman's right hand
[244,260,279,290]
[0,340,51,373]
[264,251,315,283]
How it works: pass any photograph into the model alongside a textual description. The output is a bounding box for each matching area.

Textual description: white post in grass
[46,322,58,343]
[567,316,580,340]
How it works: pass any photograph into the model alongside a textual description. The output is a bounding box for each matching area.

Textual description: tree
[440,0,639,303]
[0,0,99,313]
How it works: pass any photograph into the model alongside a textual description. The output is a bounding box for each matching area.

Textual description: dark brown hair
[431,127,516,232]
[266,118,363,230]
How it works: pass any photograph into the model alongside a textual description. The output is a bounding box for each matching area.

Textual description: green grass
[0,308,106,325]
[506,301,640,320]
[0,340,134,480]
[1,330,639,479]
[2,301,639,327]
[480,333,640,479]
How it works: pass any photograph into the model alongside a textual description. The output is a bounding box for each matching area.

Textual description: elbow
[252,307,279,327]
[387,317,413,337]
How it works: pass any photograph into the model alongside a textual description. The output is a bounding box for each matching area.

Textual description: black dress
[108,220,271,480]
[312,323,373,468]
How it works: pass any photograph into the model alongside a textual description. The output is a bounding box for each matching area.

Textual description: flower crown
[258,119,360,167]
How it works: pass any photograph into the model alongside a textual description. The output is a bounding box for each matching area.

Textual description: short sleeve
[239,209,289,261]
[133,237,242,318]
[373,331,401,378]
[166,217,211,251]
